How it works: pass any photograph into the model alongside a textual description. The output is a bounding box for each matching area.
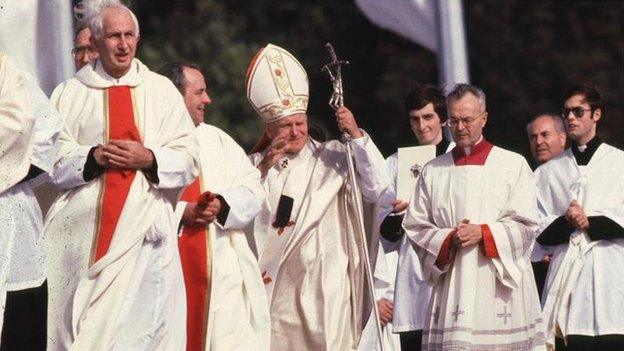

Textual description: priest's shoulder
[489,145,531,166]
[146,69,182,94]
[50,76,84,103]
[534,149,572,176]
[420,152,454,174]
[194,123,239,146]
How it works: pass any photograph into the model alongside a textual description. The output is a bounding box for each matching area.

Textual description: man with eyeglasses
[71,22,97,71]
[535,83,624,350]
[403,83,545,350]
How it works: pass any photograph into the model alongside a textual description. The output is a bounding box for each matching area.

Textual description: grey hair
[75,0,140,41]
[446,83,487,111]
[526,113,565,134]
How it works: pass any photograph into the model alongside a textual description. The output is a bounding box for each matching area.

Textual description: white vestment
[0,53,36,334]
[535,143,624,346]
[404,142,545,350]
[173,123,270,350]
[250,132,390,351]
[45,59,198,351]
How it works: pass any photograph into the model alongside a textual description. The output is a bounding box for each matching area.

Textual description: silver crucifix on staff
[322,42,385,351]
[321,43,349,111]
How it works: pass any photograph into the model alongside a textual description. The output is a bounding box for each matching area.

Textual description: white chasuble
[403,140,545,351]
[45,59,198,351]
[249,132,390,351]
[173,123,270,351]
[535,143,624,346]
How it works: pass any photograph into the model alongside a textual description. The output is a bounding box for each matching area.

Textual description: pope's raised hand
[258,134,288,177]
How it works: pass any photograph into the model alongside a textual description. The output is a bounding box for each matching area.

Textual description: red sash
[179,178,212,351]
[93,86,141,263]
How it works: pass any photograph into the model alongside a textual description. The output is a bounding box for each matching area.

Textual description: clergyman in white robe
[535,137,624,348]
[250,131,390,351]
[403,138,545,350]
[173,123,270,351]
[0,52,37,343]
[0,58,62,349]
[45,59,198,351]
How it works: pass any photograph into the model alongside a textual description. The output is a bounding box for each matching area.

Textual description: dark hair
[158,62,202,95]
[562,83,604,117]
[404,84,447,121]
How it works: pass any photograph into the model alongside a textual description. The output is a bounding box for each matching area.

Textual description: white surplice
[535,143,624,346]
[0,53,36,335]
[403,143,545,351]
[249,131,390,351]
[173,123,270,351]
[45,59,198,351]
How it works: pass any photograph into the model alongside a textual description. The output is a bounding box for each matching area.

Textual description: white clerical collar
[94,59,141,86]
[463,135,484,155]
[577,144,587,152]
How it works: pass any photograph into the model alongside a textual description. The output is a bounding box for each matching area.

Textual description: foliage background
[123,0,622,160]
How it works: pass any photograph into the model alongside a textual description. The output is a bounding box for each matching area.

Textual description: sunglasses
[561,106,592,119]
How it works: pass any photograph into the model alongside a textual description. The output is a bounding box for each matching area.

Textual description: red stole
[92,86,141,263]
[179,178,212,351]
[451,138,493,166]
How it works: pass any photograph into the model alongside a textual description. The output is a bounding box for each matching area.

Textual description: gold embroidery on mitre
[258,95,309,122]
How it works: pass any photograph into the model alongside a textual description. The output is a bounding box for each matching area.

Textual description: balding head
[526,114,566,164]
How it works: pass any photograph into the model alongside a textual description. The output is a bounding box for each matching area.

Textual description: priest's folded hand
[456,222,483,247]
[565,200,589,230]
[377,298,394,327]
[181,200,222,227]
[335,106,363,139]
[101,140,155,169]
[392,199,408,214]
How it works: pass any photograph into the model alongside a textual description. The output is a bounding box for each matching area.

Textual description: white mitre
[246,44,309,123]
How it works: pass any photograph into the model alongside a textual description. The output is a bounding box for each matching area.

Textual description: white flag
[0,0,74,95]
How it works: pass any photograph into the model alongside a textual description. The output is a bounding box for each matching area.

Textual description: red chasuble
[178,178,212,351]
[92,86,141,263]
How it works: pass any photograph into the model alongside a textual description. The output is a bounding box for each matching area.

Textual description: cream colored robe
[0,52,36,335]
[250,133,389,351]
[45,59,198,351]
[173,123,270,350]
[404,145,545,351]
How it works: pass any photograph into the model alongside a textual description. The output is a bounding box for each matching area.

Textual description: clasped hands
[450,219,482,248]
[181,195,223,227]
[565,199,589,231]
[94,139,154,169]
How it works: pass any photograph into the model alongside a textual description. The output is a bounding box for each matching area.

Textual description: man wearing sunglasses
[535,84,624,350]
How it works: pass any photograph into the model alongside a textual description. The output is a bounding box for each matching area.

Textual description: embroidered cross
[451,305,464,322]
[410,163,422,178]
[497,306,512,325]
[432,306,440,324]
[279,158,289,169]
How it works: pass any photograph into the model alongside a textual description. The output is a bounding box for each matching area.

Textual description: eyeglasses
[561,106,592,119]
[71,46,96,60]
[447,112,484,127]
